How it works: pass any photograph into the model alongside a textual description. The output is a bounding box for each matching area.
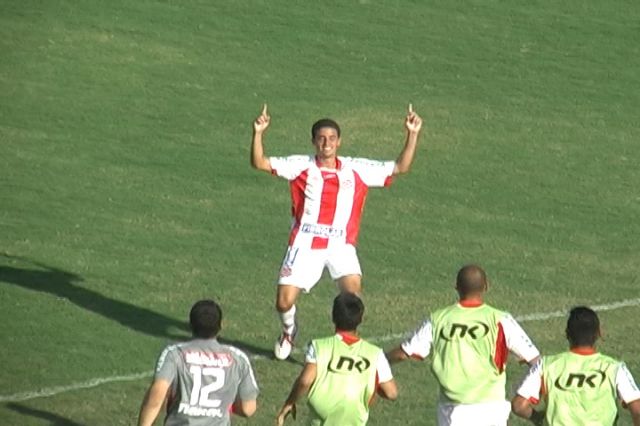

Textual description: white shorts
[437,400,510,426]
[277,244,362,292]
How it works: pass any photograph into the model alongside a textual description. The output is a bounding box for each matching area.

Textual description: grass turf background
[1,0,639,424]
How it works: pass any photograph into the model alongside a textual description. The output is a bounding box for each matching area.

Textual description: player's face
[312,127,341,159]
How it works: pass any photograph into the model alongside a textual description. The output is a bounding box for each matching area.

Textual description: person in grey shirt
[138,300,259,426]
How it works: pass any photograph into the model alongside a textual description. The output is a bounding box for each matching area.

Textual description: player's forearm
[251,131,270,171]
[385,346,410,364]
[627,399,640,426]
[232,399,257,417]
[394,131,419,175]
[287,382,311,405]
[138,400,161,426]
[511,396,544,425]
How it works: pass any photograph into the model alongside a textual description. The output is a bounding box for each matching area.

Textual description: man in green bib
[276,292,397,425]
[512,306,640,425]
[386,264,540,425]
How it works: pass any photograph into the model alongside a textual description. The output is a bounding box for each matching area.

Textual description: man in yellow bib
[512,306,640,425]
[276,292,397,425]
[386,264,540,426]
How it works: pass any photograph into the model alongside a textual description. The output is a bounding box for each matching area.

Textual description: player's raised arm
[251,103,272,172]
[393,103,423,175]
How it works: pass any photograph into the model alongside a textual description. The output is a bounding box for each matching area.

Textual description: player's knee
[275,298,294,313]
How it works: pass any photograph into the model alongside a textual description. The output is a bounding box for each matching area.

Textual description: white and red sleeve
[400,319,433,360]
[500,314,540,362]
[345,157,395,187]
[516,358,544,404]
[616,362,640,404]
[376,351,393,383]
[269,155,313,180]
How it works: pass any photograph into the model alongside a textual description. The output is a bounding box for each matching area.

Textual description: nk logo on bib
[554,370,607,391]
[328,356,371,374]
[439,321,490,342]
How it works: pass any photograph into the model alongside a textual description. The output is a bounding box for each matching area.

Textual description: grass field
[2,0,639,424]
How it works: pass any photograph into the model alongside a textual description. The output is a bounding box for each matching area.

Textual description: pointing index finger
[262,103,268,116]
[408,103,413,114]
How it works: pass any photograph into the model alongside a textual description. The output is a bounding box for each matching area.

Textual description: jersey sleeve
[269,155,312,180]
[304,341,317,364]
[376,350,393,383]
[346,157,395,187]
[400,319,433,360]
[516,358,544,404]
[232,348,260,401]
[500,314,540,362]
[154,345,178,383]
[616,362,640,404]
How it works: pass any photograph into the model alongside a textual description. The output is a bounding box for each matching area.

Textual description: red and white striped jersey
[270,155,395,249]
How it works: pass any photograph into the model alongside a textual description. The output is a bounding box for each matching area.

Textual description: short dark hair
[190,300,222,338]
[456,264,487,296]
[332,292,364,331]
[566,306,599,347]
[311,118,341,139]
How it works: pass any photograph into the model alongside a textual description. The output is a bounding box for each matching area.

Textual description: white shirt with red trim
[269,155,395,250]
[305,333,393,383]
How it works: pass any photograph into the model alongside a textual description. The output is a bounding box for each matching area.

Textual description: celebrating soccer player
[251,104,423,360]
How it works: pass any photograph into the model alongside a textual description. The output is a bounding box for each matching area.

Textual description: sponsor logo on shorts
[301,224,344,238]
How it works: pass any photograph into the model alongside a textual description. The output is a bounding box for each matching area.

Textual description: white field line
[2,297,639,403]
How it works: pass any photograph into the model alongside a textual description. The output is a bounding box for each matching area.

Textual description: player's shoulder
[271,154,314,164]
[480,303,512,321]
[340,156,386,168]
[359,338,384,353]
[595,351,623,367]
[218,343,253,365]
[160,341,188,356]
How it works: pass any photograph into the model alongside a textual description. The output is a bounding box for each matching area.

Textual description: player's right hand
[254,104,271,133]
[275,403,296,425]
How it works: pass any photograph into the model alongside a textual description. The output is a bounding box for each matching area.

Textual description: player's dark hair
[311,118,341,139]
[332,292,364,331]
[190,299,222,338]
[566,306,599,347]
[456,264,487,296]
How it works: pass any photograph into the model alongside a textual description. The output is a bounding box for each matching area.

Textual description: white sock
[279,305,297,334]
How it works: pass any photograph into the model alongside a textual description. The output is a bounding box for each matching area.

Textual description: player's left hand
[405,103,423,133]
[276,403,296,425]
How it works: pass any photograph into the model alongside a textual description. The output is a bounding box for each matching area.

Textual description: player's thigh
[438,401,510,426]
[277,246,326,292]
[326,244,362,282]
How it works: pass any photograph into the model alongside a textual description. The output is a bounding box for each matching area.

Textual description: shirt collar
[459,299,484,308]
[336,329,360,345]
[570,347,597,355]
